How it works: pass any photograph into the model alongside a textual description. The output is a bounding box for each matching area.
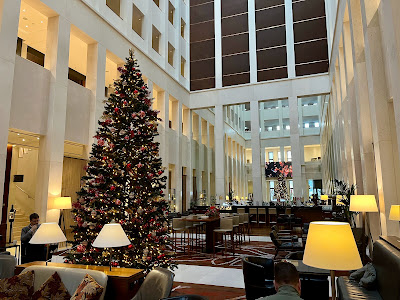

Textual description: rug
[170,282,246,300]
[172,241,289,268]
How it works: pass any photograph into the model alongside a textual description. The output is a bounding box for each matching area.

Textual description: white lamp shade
[92,223,131,248]
[29,223,67,244]
[303,221,362,271]
[53,197,72,209]
[350,195,378,212]
[389,205,400,221]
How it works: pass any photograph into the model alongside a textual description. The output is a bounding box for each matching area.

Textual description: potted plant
[333,179,358,227]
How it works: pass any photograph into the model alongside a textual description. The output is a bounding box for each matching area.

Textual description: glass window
[268,152,274,162]
[269,181,275,201]
[132,5,144,37]
[152,26,161,54]
[168,1,175,25]
[287,150,292,162]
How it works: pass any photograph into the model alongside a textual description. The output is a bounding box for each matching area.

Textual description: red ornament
[128,244,133,249]
[132,67,135,71]
[114,107,119,113]
[136,72,140,76]
[123,100,128,105]
[137,163,143,168]
[142,86,146,90]
[158,170,163,175]
[115,199,121,205]
[126,163,131,169]
[110,186,116,191]
[134,90,138,94]
[160,190,164,195]
[77,244,86,253]
[124,136,129,140]
[140,147,145,151]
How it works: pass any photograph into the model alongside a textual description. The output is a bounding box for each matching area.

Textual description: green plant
[333,179,358,227]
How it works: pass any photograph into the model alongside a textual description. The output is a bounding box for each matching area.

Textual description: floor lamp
[29,223,67,265]
[92,223,131,271]
[389,205,400,239]
[303,221,362,300]
[350,195,378,263]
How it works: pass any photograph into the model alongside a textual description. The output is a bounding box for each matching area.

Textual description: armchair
[242,256,275,300]
[270,230,303,259]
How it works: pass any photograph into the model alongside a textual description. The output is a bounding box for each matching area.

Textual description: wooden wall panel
[223,73,250,86]
[292,0,325,22]
[293,17,327,43]
[191,39,216,61]
[190,2,214,24]
[222,33,249,55]
[294,39,328,64]
[295,61,329,76]
[191,0,212,6]
[255,0,284,10]
[191,77,215,90]
[257,67,288,81]
[255,6,285,29]
[257,47,287,69]
[191,58,215,80]
[221,0,248,17]
[221,14,248,36]
[222,53,250,75]
[190,21,215,42]
[256,26,286,49]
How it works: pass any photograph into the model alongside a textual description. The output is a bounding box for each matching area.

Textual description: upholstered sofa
[337,238,400,300]
[21,265,108,300]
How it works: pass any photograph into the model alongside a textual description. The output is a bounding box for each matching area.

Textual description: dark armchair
[132,267,175,300]
[242,256,275,300]
[270,230,303,259]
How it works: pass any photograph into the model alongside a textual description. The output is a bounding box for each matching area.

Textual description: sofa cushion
[32,271,71,300]
[70,274,104,300]
[0,270,34,300]
[359,264,376,290]
[337,277,381,300]
[21,266,108,300]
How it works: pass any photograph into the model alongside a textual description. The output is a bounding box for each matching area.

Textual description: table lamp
[92,223,131,271]
[336,195,344,206]
[29,222,67,265]
[350,195,378,262]
[303,221,362,300]
[53,197,72,235]
[389,205,400,221]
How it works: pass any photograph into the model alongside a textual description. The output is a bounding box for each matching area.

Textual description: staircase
[9,208,30,242]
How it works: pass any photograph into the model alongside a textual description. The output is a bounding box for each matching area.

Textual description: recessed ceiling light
[41,21,43,23]
[22,139,25,141]
[17,133,20,136]
[23,9,26,12]
[37,137,40,140]
[25,25,28,28]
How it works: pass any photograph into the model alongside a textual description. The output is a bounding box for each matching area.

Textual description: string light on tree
[66,50,175,271]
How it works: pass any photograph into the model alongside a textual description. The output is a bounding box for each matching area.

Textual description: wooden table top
[16,261,145,279]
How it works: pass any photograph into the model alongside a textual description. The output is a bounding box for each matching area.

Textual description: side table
[15,261,145,300]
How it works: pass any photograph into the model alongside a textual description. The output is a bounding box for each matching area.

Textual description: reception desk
[228,206,331,224]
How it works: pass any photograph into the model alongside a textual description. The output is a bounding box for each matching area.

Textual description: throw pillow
[32,271,71,300]
[70,274,104,300]
[359,263,377,290]
[349,264,367,282]
[0,270,34,300]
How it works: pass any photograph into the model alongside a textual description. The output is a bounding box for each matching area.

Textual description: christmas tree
[66,50,174,271]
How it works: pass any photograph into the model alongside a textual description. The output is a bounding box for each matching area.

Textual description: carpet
[170,282,246,300]
[172,241,288,268]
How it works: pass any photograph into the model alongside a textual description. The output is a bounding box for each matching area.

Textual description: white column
[206,122,212,204]
[0,0,21,221]
[86,43,107,158]
[158,91,169,196]
[174,101,183,212]
[196,117,202,201]
[214,0,222,88]
[35,16,71,221]
[214,105,225,203]
[248,0,257,83]
[285,0,296,78]
[288,96,302,198]
[360,0,399,236]
[250,101,262,204]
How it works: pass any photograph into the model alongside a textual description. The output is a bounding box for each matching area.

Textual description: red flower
[114,107,119,113]
[134,90,138,94]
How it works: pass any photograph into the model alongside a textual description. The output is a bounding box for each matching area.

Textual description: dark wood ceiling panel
[257,47,287,69]
[190,58,215,80]
[257,67,288,81]
[190,2,214,24]
[221,14,248,36]
[256,26,286,49]
[292,0,326,22]
[191,0,213,6]
[190,21,215,42]
[255,5,285,29]
[296,60,329,76]
[222,53,249,75]
[293,17,327,43]
[191,39,216,61]
[295,39,328,64]
[191,77,215,90]
[222,33,249,55]
[223,72,250,86]
[255,0,284,10]
[221,0,248,17]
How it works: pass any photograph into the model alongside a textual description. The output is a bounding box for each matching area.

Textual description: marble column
[214,105,225,203]
[158,91,169,196]
[250,101,262,205]
[35,16,71,221]
[0,0,21,222]
[288,96,302,198]
[174,100,183,212]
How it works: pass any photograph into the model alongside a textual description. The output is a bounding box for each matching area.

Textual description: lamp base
[330,270,336,300]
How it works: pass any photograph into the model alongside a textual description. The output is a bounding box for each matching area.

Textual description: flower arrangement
[205,206,220,218]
